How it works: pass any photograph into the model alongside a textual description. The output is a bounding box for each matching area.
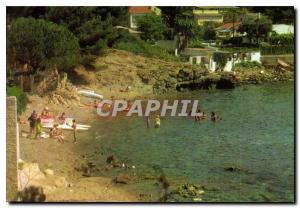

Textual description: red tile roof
[128,6,152,14]
[216,22,241,30]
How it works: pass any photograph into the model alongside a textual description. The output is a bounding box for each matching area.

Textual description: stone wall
[6,96,19,201]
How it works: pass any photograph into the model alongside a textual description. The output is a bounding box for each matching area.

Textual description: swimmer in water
[155,115,160,128]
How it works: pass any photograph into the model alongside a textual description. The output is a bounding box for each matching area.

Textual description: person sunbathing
[58,112,66,124]
[50,124,65,143]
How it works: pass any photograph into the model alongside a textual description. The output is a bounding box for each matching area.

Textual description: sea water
[79,82,294,202]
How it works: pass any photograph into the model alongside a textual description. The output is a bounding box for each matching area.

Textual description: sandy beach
[18,94,139,202]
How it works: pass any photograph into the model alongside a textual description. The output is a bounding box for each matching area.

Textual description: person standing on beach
[28,110,37,137]
[71,119,77,143]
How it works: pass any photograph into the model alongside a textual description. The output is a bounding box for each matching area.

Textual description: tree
[249,7,294,24]
[222,7,248,38]
[238,15,272,44]
[137,14,168,43]
[203,22,216,40]
[44,7,128,53]
[7,17,80,71]
[174,8,197,49]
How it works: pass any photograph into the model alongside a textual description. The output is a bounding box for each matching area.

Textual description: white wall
[250,52,261,63]
[272,24,294,34]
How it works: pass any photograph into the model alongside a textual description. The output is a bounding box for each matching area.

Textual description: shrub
[137,13,168,43]
[269,33,294,45]
[213,52,231,68]
[7,17,80,71]
[188,39,206,48]
[7,86,28,114]
[235,61,261,69]
[222,37,244,45]
[113,37,178,61]
[260,43,294,55]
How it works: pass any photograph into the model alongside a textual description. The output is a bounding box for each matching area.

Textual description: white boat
[78,89,103,99]
[42,123,89,131]
[65,118,91,129]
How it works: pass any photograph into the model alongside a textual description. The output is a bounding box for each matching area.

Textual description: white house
[272,24,294,34]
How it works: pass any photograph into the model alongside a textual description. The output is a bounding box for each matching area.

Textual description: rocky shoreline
[138,66,294,94]
[15,49,294,202]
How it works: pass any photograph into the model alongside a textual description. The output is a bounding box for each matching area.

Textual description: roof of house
[216,22,241,31]
[128,6,152,14]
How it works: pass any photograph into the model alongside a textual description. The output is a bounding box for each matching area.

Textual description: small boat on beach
[42,123,90,131]
[64,118,91,129]
[78,89,104,100]
[42,117,91,131]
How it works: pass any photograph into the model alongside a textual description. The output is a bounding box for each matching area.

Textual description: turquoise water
[80,82,294,202]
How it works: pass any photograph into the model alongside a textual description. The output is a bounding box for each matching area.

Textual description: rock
[87,161,96,168]
[18,185,46,202]
[224,165,242,172]
[114,173,136,184]
[193,197,202,202]
[44,169,54,176]
[21,132,28,138]
[216,77,235,89]
[113,163,121,168]
[106,155,118,164]
[18,159,25,170]
[177,184,205,199]
[54,176,68,187]
[143,174,157,180]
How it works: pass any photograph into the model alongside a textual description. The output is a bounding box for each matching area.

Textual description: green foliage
[188,39,205,48]
[137,14,168,43]
[238,16,272,44]
[175,10,195,37]
[249,7,294,24]
[44,7,128,54]
[269,33,294,45]
[113,36,177,61]
[7,17,80,71]
[213,52,231,68]
[260,33,294,55]
[203,22,216,40]
[222,36,244,45]
[260,43,294,55]
[235,61,261,69]
[6,86,28,114]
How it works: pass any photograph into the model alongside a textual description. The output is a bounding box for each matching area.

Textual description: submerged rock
[106,155,118,164]
[224,165,243,172]
[114,173,136,184]
[175,183,205,199]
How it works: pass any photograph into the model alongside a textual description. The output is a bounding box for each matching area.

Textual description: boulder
[44,169,54,176]
[106,155,118,164]
[224,165,243,172]
[114,173,136,184]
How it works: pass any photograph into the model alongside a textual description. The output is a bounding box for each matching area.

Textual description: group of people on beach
[27,107,77,144]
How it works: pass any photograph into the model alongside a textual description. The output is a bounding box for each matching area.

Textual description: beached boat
[41,117,91,131]
[42,123,89,131]
[64,118,91,129]
[78,89,104,99]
